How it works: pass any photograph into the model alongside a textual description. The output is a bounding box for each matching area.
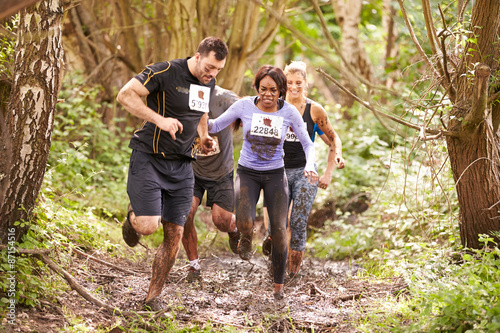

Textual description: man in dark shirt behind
[182,86,240,282]
[116,37,228,311]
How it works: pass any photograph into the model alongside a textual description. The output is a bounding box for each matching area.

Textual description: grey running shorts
[193,170,234,212]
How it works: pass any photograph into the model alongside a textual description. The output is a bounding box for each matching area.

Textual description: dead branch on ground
[72,247,147,275]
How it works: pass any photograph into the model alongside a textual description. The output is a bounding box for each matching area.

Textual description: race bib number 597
[189,84,211,112]
[250,113,283,139]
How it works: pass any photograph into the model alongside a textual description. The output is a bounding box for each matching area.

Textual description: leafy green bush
[0,15,17,80]
[398,237,500,333]
[309,216,376,260]
[358,237,500,333]
[44,76,131,218]
[0,193,118,310]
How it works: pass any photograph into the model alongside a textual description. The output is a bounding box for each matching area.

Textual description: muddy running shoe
[144,297,163,312]
[285,271,303,285]
[186,266,201,283]
[122,204,141,247]
[288,271,303,280]
[238,232,253,260]
[273,290,287,308]
[262,236,272,256]
[228,230,240,254]
[273,290,284,301]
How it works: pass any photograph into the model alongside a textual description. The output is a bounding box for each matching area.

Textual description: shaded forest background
[1,0,500,332]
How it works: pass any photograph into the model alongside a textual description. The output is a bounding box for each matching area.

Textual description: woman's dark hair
[197,37,228,61]
[252,65,287,99]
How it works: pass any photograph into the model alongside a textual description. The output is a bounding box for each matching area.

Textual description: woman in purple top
[208,65,318,301]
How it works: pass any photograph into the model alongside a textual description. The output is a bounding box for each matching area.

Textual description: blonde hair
[283,61,307,80]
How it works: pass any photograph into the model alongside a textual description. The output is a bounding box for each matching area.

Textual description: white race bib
[189,84,211,112]
[250,113,283,139]
[285,121,307,142]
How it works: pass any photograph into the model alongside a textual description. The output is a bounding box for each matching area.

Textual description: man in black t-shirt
[116,37,228,311]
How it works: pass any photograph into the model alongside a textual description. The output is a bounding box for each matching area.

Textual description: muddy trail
[8,235,406,333]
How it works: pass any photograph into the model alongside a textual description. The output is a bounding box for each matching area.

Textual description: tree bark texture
[445,0,500,249]
[0,0,64,243]
[446,119,500,249]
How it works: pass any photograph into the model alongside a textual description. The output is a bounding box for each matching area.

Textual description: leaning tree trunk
[445,0,500,249]
[0,0,65,243]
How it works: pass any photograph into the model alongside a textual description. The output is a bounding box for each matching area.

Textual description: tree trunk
[62,0,285,108]
[382,0,398,89]
[66,2,131,128]
[0,0,65,243]
[446,122,500,249]
[331,0,373,110]
[446,0,500,249]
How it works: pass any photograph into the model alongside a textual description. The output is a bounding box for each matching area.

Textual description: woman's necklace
[293,99,306,113]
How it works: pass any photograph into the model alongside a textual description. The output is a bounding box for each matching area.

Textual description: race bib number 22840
[250,113,283,139]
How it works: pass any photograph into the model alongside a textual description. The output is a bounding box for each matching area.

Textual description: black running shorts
[127,149,194,226]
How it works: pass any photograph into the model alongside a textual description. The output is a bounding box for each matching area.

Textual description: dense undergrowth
[2,79,500,333]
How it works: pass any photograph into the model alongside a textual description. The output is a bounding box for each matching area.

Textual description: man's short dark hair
[197,37,228,61]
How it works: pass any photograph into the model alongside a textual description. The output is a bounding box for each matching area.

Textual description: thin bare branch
[37,251,122,313]
[317,68,454,138]
[455,157,500,186]
[5,247,161,316]
[488,90,500,104]
[0,25,16,39]
[248,0,397,97]
[310,0,339,53]
[396,0,440,78]
[437,4,456,102]
[458,0,470,26]
[422,0,440,55]
[0,0,41,20]
[73,247,146,275]
[246,0,287,58]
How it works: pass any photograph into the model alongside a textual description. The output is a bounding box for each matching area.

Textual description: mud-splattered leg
[265,171,289,285]
[145,221,183,303]
[234,171,258,238]
[288,249,304,274]
[212,204,236,233]
[182,197,201,261]
[274,283,284,300]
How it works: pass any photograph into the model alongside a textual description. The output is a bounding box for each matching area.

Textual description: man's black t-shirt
[129,58,215,160]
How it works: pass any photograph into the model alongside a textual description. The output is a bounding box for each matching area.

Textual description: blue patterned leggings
[286,167,318,252]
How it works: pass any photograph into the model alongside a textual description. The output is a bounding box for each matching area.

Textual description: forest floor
[5,214,406,333]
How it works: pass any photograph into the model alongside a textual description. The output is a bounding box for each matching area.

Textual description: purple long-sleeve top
[208,96,316,172]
